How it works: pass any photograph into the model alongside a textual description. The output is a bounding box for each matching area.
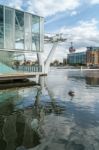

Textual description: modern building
[67,52,86,65]
[0,4,44,72]
[86,47,99,66]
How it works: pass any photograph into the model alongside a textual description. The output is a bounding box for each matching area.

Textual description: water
[0,69,99,150]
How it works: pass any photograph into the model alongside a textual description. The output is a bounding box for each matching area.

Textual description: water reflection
[0,116,7,150]
[0,113,40,149]
[85,77,99,86]
[0,69,99,149]
[68,69,99,86]
[0,87,43,150]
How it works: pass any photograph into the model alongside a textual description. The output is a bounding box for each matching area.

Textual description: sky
[0,0,99,61]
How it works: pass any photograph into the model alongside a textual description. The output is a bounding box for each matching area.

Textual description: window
[0,6,4,48]
[32,15,40,51]
[15,10,24,49]
[24,13,32,50]
[5,7,14,49]
[40,17,44,52]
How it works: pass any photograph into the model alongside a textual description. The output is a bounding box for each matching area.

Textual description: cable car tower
[37,33,67,74]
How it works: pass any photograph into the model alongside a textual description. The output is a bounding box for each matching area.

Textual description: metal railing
[14,65,42,72]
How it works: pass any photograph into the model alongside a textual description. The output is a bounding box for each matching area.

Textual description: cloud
[45,10,78,25]
[89,0,99,4]
[28,0,80,17]
[42,18,99,61]
[45,13,65,25]
[0,0,80,17]
[59,18,99,49]
[0,0,23,10]
[70,11,78,16]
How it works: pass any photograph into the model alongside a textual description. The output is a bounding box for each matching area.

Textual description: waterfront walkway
[0,72,46,81]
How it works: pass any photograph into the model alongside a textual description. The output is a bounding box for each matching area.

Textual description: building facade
[0,4,44,69]
[67,52,86,65]
[0,4,44,52]
[86,47,99,66]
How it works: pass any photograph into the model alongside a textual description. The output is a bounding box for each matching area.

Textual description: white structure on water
[0,4,44,73]
[0,4,66,74]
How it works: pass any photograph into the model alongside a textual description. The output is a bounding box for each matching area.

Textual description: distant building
[67,52,86,65]
[86,47,99,66]
[67,47,99,66]
[63,58,67,65]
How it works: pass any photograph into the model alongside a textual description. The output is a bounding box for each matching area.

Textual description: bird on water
[68,90,75,97]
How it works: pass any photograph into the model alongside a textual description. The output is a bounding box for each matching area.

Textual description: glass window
[0,6,4,48]
[15,10,24,49]
[0,51,13,66]
[40,17,44,52]
[5,7,14,49]
[32,15,40,51]
[24,13,32,50]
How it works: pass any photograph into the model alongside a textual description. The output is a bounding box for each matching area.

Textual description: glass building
[0,4,44,52]
[0,4,44,73]
[67,52,86,65]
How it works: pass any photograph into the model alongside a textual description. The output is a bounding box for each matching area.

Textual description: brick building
[86,47,99,66]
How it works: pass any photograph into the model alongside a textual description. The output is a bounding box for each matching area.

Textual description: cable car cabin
[69,46,76,53]
[69,42,76,53]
